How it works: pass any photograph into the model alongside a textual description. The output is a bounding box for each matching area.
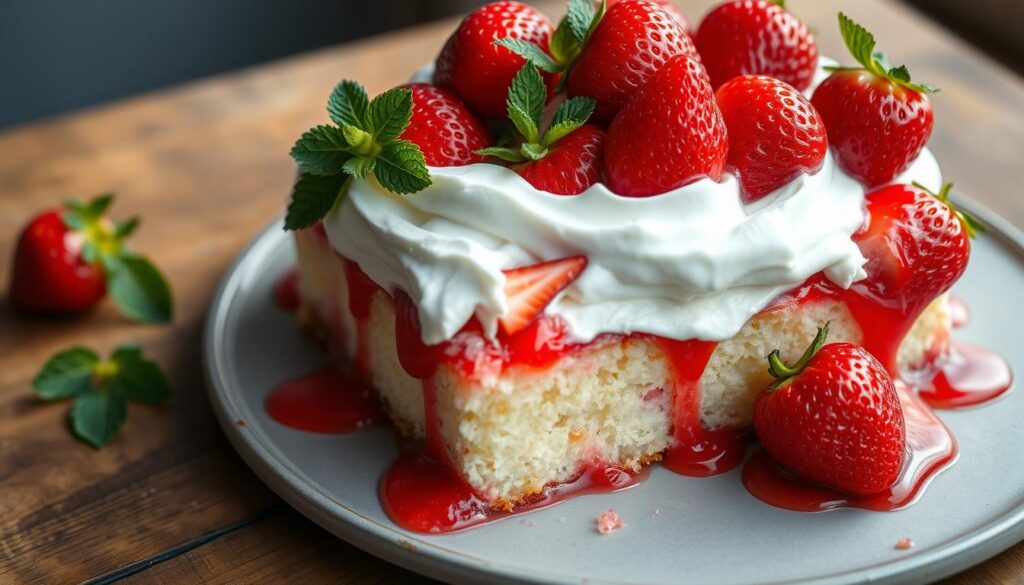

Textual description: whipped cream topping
[322,58,943,345]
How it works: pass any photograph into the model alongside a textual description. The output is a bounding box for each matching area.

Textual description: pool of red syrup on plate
[267,222,1013,531]
[265,367,385,434]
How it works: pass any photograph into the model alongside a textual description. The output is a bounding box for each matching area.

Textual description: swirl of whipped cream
[323,145,942,344]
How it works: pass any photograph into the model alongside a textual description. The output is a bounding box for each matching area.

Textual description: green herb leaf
[87,193,115,218]
[107,254,173,324]
[341,124,372,150]
[508,102,541,145]
[543,96,595,145]
[507,65,547,136]
[549,21,580,64]
[374,139,431,194]
[476,146,526,163]
[290,125,353,176]
[327,80,369,128]
[110,345,173,405]
[32,347,100,400]
[494,39,562,73]
[367,88,413,144]
[71,384,127,448]
[520,142,549,161]
[837,13,877,73]
[343,156,376,179]
[284,172,349,230]
[565,0,597,43]
[115,217,140,239]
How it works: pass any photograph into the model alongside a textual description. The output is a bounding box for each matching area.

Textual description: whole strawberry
[10,194,172,322]
[715,75,827,202]
[498,0,695,126]
[435,1,555,120]
[854,182,980,310]
[400,84,490,167]
[753,322,907,496]
[477,65,604,195]
[811,13,937,187]
[603,54,727,197]
[695,0,818,91]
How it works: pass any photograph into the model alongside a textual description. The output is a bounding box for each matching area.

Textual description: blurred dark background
[0,0,1020,131]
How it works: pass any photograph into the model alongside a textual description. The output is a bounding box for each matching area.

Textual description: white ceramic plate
[205,196,1024,585]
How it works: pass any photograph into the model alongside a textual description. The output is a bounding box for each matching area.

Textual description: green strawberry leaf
[114,217,140,239]
[110,345,173,405]
[507,65,547,135]
[106,254,173,324]
[495,39,562,73]
[290,125,353,176]
[367,87,413,144]
[327,80,369,127]
[565,0,597,43]
[71,384,127,448]
[374,140,431,194]
[343,156,376,179]
[32,347,100,400]
[837,13,877,73]
[284,172,349,230]
[476,146,526,163]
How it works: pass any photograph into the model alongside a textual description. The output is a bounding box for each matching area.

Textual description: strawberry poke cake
[271,0,1012,532]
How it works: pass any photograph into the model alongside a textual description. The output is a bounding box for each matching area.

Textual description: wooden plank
[0,0,1021,583]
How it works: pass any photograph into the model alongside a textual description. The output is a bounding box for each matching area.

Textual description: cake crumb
[895,538,914,550]
[597,509,624,534]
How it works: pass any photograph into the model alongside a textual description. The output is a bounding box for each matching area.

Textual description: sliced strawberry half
[499,256,587,335]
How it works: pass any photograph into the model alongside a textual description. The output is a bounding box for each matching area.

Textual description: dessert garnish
[753,322,906,496]
[499,255,587,335]
[10,193,172,323]
[32,344,172,448]
[476,65,603,194]
[695,0,819,91]
[812,13,939,186]
[285,82,432,230]
[499,0,694,124]
[603,54,727,196]
[715,74,827,201]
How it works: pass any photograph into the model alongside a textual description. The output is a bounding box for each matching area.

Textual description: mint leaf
[343,156,376,179]
[549,21,580,64]
[837,13,877,72]
[107,254,173,324]
[284,173,349,230]
[290,125,352,176]
[71,384,127,448]
[494,39,561,73]
[520,142,548,161]
[565,0,597,43]
[543,96,596,145]
[507,65,546,135]
[508,103,541,144]
[476,146,526,163]
[111,345,172,405]
[375,140,431,194]
[32,347,100,400]
[327,80,369,127]
[367,88,413,144]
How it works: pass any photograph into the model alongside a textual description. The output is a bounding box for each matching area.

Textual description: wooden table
[1,1,1022,582]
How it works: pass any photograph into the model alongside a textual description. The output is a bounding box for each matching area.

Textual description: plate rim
[204,194,1024,585]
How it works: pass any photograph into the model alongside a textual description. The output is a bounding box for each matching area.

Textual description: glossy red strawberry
[9,194,172,322]
[753,323,907,496]
[603,54,727,197]
[607,0,691,33]
[811,14,937,187]
[500,256,587,334]
[853,182,978,310]
[10,210,106,314]
[400,83,490,167]
[715,75,827,202]
[435,1,555,120]
[695,0,818,91]
[568,0,696,125]
[477,65,604,195]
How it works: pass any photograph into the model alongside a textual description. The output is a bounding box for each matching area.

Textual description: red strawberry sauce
[268,222,1013,531]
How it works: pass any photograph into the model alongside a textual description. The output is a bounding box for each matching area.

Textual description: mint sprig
[476,65,596,164]
[285,81,432,230]
[826,13,939,94]
[62,194,173,324]
[495,0,605,91]
[33,344,173,448]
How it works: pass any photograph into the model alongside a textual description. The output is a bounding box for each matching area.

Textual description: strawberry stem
[767,321,831,388]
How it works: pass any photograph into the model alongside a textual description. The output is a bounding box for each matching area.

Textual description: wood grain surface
[1,1,1022,583]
